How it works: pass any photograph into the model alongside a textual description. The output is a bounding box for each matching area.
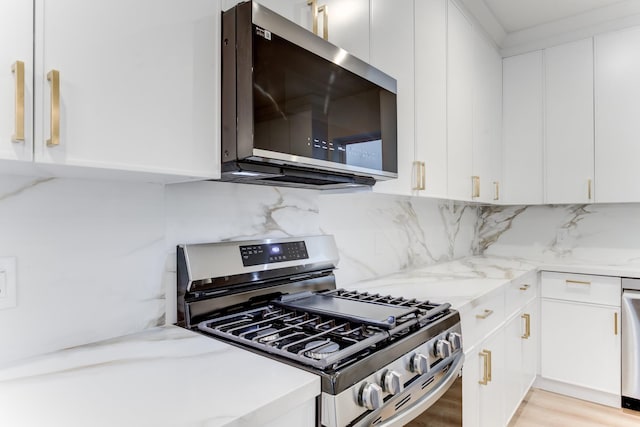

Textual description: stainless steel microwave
[220,1,398,189]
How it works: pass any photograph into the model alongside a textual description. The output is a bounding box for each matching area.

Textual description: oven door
[354,352,464,427]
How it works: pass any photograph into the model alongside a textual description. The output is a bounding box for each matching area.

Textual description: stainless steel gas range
[177,235,463,427]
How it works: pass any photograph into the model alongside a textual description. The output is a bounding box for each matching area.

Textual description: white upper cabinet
[370,0,414,196]
[255,0,370,62]
[447,1,475,201]
[414,0,448,198]
[34,0,221,181]
[595,27,640,203]
[545,39,594,204]
[473,32,502,204]
[0,1,33,162]
[502,51,544,205]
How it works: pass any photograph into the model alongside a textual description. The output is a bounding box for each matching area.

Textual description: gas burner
[256,327,279,343]
[305,340,340,359]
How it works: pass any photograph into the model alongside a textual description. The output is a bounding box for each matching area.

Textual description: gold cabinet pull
[47,70,60,147]
[478,350,490,385]
[307,0,328,40]
[412,161,426,191]
[412,161,421,190]
[521,313,531,339]
[519,284,530,291]
[588,179,592,200]
[614,312,618,336]
[476,309,493,320]
[472,176,480,198]
[566,279,591,286]
[493,181,500,201]
[12,61,25,142]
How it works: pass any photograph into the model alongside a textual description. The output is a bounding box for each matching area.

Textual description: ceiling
[484,0,628,33]
[462,0,640,55]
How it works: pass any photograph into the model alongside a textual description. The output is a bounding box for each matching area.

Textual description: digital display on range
[239,241,309,266]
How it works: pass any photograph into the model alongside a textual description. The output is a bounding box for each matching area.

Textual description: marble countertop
[0,326,319,427]
[2,254,639,427]
[345,255,640,314]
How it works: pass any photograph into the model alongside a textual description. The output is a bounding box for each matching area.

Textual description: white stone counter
[345,255,640,315]
[0,326,319,427]
[2,254,638,427]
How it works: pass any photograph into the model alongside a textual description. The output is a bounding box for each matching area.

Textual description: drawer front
[461,288,505,350]
[541,272,620,306]
[506,271,538,316]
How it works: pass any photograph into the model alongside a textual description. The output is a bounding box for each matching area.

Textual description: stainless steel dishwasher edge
[622,278,640,411]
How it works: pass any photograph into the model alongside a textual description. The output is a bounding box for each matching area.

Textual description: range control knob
[358,382,384,410]
[448,332,463,351]
[382,370,404,395]
[410,353,430,375]
[436,339,452,359]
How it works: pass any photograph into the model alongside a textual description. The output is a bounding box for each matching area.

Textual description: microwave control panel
[240,241,309,266]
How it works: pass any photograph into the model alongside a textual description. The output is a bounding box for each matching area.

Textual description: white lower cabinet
[463,273,538,427]
[504,298,537,423]
[539,272,621,405]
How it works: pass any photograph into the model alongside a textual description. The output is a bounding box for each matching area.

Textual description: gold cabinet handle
[493,181,500,201]
[472,176,480,198]
[521,313,531,339]
[47,70,60,147]
[566,279,591,286]
[12,61,25,142]
[519,284,530,291]
[476,309,493,320]
[307,0,328,40]
[412,161,426,191]
[478,350,490,385]
[412,161,421,191]
[614,312,618,336]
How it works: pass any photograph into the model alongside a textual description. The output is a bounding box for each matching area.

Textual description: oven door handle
[376,352,464,427]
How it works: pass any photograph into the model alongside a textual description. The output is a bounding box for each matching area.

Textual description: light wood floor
[509,388,640,427]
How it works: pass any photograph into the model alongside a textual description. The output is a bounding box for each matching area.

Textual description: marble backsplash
[1,176,477,365]
[9,172,640,365]
[476,203,640,266]
[163,181,477,323]
[0,175,166,366]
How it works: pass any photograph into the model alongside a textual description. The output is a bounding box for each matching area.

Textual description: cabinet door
[545,38,594,204]
[322,0,370,62]
[521,298,538,394]
[478,329,505,427]
[541,299,620,394]
[370,0,414,196]
[255,0,369,61]
[34,0,220,179]
[595,27,640,203]
[447,1,474,201]
[504,312,524,423]
[502,51,544,204]
[473,32,502,203]
[0,1,33,161]
[414,0,447,198]
[504,299,538,423]
[463,329,505,427]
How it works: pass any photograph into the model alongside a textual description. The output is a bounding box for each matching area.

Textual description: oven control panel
[240,241,309,266]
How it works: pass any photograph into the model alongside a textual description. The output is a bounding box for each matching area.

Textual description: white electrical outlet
[0,257,17,309]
